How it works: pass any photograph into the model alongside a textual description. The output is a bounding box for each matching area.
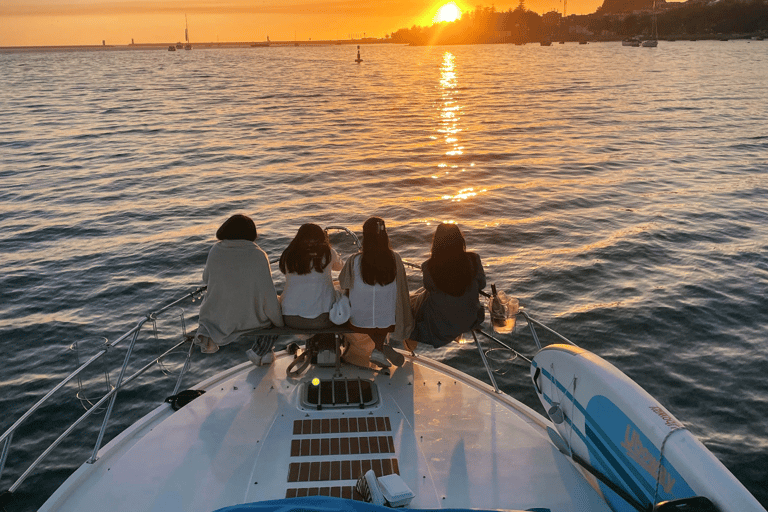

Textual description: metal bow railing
[0,286,205,495]
[1,224,573,505]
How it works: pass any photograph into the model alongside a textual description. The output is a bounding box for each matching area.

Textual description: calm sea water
[1,42,766,510]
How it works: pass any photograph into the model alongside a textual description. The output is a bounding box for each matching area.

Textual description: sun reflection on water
[431,51,489,207]
[438,52,463,158]
[442,187,488,202]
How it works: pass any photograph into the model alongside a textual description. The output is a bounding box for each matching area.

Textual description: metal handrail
[8,338,190,492]
[472,330,500,393]
[1,226,359,491]
[0,286,205,490]
[88,318,147,463]
[520,310,577,349]
[0,330,135,447]
[471,308,577,391]
[325,225,362,251]
[1,222,576,501]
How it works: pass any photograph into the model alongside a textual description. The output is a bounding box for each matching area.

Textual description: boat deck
[40,350,612,512]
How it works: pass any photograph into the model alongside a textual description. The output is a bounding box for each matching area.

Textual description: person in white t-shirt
[279,223,343,329]
[339,217,413,368]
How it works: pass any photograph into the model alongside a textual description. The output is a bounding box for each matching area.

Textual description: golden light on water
[442,187,487,202]
[431,50,489,205]
[438,52,464,158]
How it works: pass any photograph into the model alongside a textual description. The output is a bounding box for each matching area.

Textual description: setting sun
[433,2,462,23]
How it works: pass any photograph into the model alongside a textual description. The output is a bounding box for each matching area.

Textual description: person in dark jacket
[409,223,486,348]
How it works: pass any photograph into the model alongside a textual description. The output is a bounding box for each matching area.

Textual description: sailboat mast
[185,14,189,43]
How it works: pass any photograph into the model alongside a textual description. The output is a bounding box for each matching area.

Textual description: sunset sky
[1,0,610,47]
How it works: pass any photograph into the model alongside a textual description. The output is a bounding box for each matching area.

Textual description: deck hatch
[302,378,379,409]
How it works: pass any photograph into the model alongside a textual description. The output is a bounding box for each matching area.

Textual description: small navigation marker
[355,45,363,63]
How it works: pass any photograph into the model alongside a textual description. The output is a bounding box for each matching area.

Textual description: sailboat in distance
[642,0,659,47]
[184,15,192,50]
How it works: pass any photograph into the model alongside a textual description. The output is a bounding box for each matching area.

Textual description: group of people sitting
[194,214,486,369]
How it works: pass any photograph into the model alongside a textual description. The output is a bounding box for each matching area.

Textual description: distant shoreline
[0,39,393,52]
[1,33,763,52]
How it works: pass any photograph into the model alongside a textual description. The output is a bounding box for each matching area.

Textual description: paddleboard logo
[649,406,684,430]
[621,425,676,494]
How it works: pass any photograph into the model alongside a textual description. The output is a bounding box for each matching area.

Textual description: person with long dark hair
[195,214,283,361]
[279,223,343,329]
[339,217,413,367]
[409,222,486,348]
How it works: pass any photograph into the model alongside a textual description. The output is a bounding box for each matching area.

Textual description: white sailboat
[184,14,192,50]
[642,0,659,47]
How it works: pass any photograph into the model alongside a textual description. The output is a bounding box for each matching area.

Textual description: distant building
[542,11,562,26]
[569,25,593,35]
[597,0,667,14]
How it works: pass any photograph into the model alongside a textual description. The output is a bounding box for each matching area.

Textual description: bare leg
[370,333,386,351]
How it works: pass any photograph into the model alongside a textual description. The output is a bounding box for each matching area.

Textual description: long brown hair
[426,223,473,297]
[279,223,332,275]
[360,217,396,286]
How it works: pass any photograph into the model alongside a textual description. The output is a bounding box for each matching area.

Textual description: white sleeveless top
[348,256,397,328]
[280,248,342,318]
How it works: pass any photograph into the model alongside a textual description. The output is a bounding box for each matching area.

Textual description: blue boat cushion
[212,496,544,512]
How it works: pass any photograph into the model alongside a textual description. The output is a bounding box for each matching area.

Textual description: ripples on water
[1,42,767,509]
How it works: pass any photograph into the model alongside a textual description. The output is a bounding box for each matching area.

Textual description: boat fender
[653,497,720,512]
[547,403,565,424]
[164,389,205,411]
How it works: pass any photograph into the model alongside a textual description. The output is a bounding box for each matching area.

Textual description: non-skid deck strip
[286,414,400,501]
[285,486,356,499]
[292,416,391,435]
[287,457,400,483]
[290,435,395,456]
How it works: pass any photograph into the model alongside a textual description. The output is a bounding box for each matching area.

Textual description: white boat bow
[1,226,764,512]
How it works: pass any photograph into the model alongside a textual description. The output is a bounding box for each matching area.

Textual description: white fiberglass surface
[41,359,292,512]
[40,353,611,512]
[394,362,611,512]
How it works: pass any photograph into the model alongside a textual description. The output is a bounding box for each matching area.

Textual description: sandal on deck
[381,345,405,367]
[369,349,391,368]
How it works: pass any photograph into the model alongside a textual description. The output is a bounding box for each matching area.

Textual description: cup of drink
[491,292,518,334]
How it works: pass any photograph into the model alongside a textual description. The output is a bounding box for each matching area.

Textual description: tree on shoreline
[389,0,768,45]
